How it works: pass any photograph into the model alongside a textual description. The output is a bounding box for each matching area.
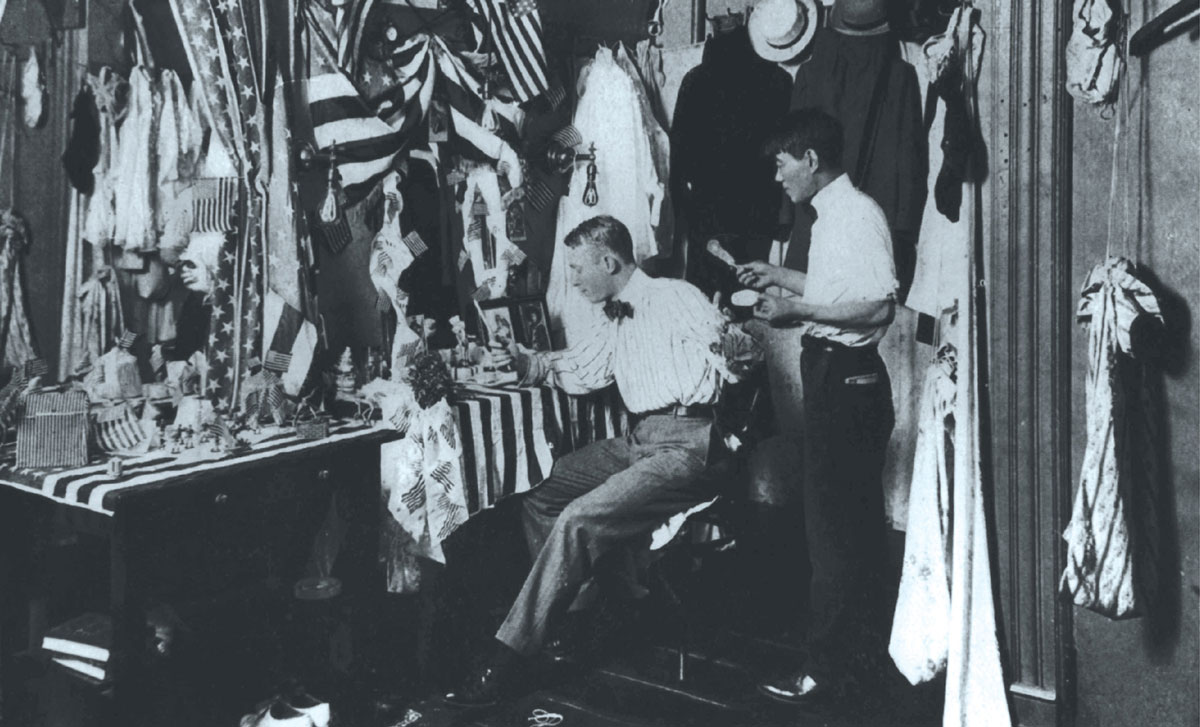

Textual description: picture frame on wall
[476,296,553,352]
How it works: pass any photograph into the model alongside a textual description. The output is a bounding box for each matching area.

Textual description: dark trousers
[495,415,712,655]
[799,335,895,685]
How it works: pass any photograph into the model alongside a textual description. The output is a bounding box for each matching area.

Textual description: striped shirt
[524,270,724,415]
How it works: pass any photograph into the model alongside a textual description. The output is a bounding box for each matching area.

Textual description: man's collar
[612,267,649,303]
[810,173,852,218]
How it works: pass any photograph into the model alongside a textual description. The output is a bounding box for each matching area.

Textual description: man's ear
[804,148,820,170]
[602,253,620,274]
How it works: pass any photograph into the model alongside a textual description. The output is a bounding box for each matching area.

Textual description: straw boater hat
[749,0,820,63]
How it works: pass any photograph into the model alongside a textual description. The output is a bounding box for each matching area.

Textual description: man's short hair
[563,215,635,264]
[763,108,845,172]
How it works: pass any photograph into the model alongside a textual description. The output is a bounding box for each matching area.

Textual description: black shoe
[443,663,508,708]
[543,634,578,665]
[757,668,835,706]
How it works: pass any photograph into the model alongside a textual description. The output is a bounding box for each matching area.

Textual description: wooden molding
[980,0,1076,724]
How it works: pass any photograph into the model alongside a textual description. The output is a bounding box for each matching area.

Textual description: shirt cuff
[520,352,552,387]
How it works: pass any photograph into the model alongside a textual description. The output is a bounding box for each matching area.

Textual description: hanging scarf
[0,209,36,370]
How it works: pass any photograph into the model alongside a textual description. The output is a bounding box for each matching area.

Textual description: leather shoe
[443,663,509,708]
[757,668,832,706]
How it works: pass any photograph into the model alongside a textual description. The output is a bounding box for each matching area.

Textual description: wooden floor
[380,629,944,727]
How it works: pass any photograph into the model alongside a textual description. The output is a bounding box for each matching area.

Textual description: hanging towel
[889,346,956,683]
[1062,256,1163,618]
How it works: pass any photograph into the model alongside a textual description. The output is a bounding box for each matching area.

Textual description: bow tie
[603,299,634,322]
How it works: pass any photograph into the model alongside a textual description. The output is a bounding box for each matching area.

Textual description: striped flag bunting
[402,229,429,256]
[467,0,550,103]
[263,290,320,397]
[312,213,355,254]
[168,0,269,408]
[303,0,516,205]
[94,404,149,454]
[522,177,555,211]
[302,5,414,205]
[191,178,239,233]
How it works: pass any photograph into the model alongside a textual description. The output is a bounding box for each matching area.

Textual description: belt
[630,403,713,426]
[801,334,878,354]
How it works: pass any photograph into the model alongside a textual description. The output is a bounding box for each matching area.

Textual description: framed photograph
[476,296,553,352]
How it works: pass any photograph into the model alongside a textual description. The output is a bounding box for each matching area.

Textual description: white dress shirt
[525,269,724,414]
[803,174,899,346]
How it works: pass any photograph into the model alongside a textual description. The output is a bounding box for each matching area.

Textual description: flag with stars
[169,0,269,407]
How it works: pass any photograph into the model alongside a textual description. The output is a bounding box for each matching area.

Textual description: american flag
[301,2,514,204]
[168,0,268,408]
[468,0,550,103]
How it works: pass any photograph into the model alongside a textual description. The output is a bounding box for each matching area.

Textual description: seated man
[447,215,727,707]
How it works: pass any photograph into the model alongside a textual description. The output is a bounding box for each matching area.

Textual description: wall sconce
[318,144,346,223]
[542,140,600,207]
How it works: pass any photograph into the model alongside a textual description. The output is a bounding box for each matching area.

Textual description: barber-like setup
[0,0,1197,725]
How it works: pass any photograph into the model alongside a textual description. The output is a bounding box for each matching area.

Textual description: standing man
[738,108,898,704]
[448,215,726,707]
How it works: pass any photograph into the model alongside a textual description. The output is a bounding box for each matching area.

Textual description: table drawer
[116,448,372,601]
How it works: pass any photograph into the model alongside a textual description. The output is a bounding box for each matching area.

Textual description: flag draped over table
[169,0,269,408]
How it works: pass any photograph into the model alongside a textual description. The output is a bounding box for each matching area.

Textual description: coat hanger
[1129,0,1199,56]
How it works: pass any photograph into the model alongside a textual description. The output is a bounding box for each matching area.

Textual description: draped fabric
[169,0,269,407]
[1062,256,1164,618]
[547,49,664,344]
[0,213,35,370]
[670,26,791,246]
[889,346,956,683]
[301,3,517,205]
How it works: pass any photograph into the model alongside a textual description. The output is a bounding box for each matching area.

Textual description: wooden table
[0,422,397,726]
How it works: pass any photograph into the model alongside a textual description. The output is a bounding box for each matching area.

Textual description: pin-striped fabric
[0,422,380,515]
[467,0,549,103]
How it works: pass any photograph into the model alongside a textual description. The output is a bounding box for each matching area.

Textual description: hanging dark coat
[670,26,792,253]
[784,26,927,300]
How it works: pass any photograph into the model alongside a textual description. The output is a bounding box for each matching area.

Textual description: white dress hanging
[547,48,664,344]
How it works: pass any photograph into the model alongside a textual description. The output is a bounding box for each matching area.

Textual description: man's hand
[736,261,777,291]
[753,293,803,327]
[489,342,533,379]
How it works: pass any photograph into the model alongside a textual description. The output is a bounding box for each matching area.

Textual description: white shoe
[254,702,314,727]
[286,692,330,727]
